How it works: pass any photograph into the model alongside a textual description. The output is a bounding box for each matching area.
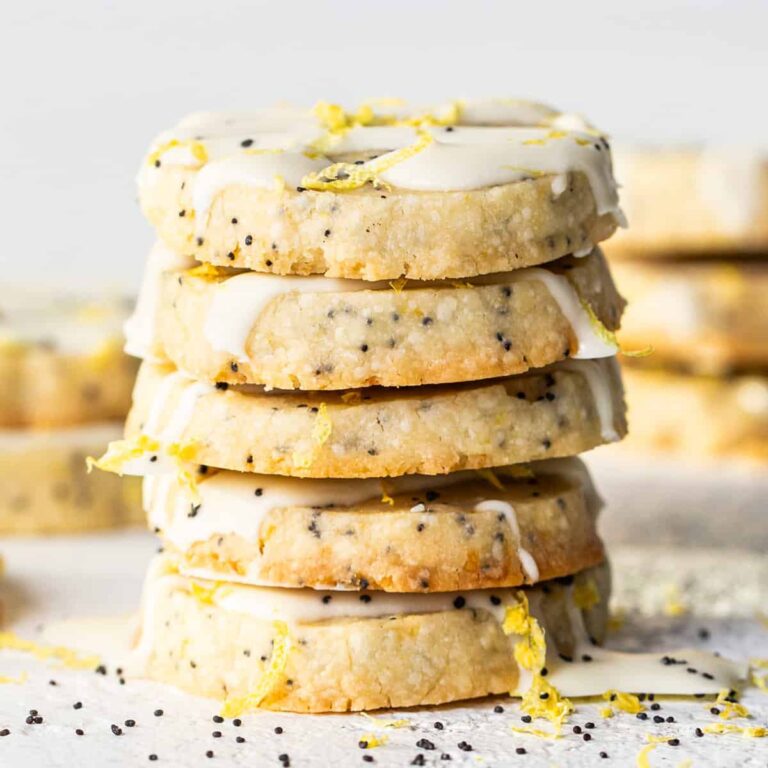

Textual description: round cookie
[145,458,604,591]
[618,367,768,463]
[137,557,609,713]
[125,358,626,478]
[0,424,142,534]
[137,102,622,280]
[606,147,768,258]
[613,259,768,373]
[150,249,624,390]
[0,293,138,428]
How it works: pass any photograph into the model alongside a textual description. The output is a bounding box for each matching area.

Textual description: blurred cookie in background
[0,291,141,533]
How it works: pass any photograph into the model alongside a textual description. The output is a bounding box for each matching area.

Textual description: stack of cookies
[0,292,141,533]
[606,148,768,463]
[100,99,629,713]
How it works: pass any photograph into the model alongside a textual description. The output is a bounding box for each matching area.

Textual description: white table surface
[0,529,766,768]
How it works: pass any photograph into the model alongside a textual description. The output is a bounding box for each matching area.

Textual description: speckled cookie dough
[141,168,617,280]
[613,259,768,373]
[606,148,768,258]
[137,100,622,280]
[616,367,768,463]
[0,294,138,428]
[152,250,624,390]
[126,359,626,478]
[138,557,609,712]
[0,424,142,534]
[146,459,604,591]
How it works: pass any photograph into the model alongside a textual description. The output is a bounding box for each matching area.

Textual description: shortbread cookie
[151,249,624,390]
[125,359,625,478]
[0,292,138,427]
[618,367,768,463]
[613,260,768,372]
[607,147,768,258]
[0,424,142,534]
[146,458,604,591]
[137,101,623,280]
[137,557,610,712]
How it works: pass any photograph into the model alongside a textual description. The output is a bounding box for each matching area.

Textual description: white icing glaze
[124,243,196,360]
[473,499,539,583]
[140,100,624,226]
[137,559,746,698]
[197,255,616,363]
[560,359,621,441]
[507,269,618,359]
[202,272,386,361]
[145,469,471,555]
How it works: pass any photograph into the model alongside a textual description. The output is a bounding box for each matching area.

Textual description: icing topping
[124,243,196,360]
[187,255,619,363]
[560,358,622,441]
[139,98,624,230]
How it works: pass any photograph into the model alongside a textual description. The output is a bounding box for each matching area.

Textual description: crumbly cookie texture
[127,359,626,478]
[139,559,609,712]
[616,367,768,463]
[140,167,617,280]
[0,424,142,534]
[613,259,768,373]
[606,148,768,258]
[0,295,137,428]
[153,250,624,390]
[150,462,604,591]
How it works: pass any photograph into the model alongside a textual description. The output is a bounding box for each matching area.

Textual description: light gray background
[1,0,765,289]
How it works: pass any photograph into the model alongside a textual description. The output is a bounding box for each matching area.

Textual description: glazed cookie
[124,359,625,478]
[150,249,624,390]
[137,557,610,712]
[606,147,768,258]
[0,424,142,534]
[613,259,768,372]
[137,101,623,280]
[618,367,768,463]
[0,292,138,428]
[145,458,604,591]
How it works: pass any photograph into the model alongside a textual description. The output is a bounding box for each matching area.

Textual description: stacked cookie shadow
[104,100,629,713]
[605,147,768,463]
[0,292,140,533]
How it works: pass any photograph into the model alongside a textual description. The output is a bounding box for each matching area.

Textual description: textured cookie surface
[606,148,768,258]
[138,557,609,712]
[152,250,624,390]
[613,259,768,372]
[0,293,138,427]
[617,367,768,463]
[138,101,621,280]
[127,359,625,478]
[0,424,142,534]
[146,458,604,591]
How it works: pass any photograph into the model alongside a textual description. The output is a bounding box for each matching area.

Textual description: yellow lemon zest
[0,672,28,685]
[148,139,207,167]
[509,725,561,739]
[0,632,100,670]
[579,297,620,352]
[608,608,626,632]
[573,578,601,610]
[221,621,291,715]
[662,584,688,617]
[186,263,227,279]
[703,723,767,737]
[86,435,161,475]
[602,689,645,714]
[358,733,388,749]
[715,689,750,719]
[475,468,505,491]
[380,482,395,506]
[522,138,547,146]
[635,742,657,768]
[341,391,362,404]
[520,675,573,729]
[300,131,433,192]
[600,706,614,718]
[359,712,409,729]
